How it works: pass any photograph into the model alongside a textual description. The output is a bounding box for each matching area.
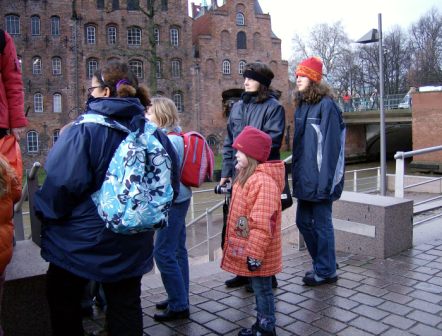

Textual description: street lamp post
[356,13,386,196]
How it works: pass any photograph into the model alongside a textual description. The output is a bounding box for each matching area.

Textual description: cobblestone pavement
[84,239,442,336]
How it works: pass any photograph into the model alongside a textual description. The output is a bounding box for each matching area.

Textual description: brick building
[0,0,292,167]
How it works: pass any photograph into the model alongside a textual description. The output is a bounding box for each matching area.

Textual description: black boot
[153,307,189,322]
[225,275,249,288]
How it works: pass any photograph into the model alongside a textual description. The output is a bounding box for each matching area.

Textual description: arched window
[53,93,62,113]
[87,58,99,79]
[107,25,117,45]
[51,16,60,36]
[236,13,245,26]
[153,26,160,45]
[170,27,179,47]
[31,15,41,35]
[161,0,168,11]
[237,31,247,49]
[253,32,262,50]
[34,93,44,113]
[5,15,20,35]
[156,60,162,79]
[32,57,42,75]
[53,130,60,145]
[127,27,141,46]
[112,0,120,10]
[129,60,143,78]
[86,25,96,44]
[222,60,231,75]
[52,57,62,75]
[238,60,246,74]
[27,131,39,153]
[171,59,181,78]
[173,92,183,112]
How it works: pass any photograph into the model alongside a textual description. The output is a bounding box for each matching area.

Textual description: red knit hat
[233,126,272,163]
[296,57,323,82]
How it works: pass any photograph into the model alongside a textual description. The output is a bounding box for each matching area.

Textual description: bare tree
[408,8,442,86]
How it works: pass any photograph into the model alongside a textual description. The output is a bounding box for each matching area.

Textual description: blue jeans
[296,199,337,278]
[154,199,191,311]
[250,276,276,332]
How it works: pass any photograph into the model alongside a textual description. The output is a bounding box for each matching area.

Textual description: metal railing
[395,145,442,225]
[344,167,380,193]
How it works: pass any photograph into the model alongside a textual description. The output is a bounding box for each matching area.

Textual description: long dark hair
[293,81,336,108]
[93,61,151,107]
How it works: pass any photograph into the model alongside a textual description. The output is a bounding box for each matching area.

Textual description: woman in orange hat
[292,57,346,286]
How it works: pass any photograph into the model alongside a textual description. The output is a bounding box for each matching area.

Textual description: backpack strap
[74,113,130,134]
[0,29,5,55]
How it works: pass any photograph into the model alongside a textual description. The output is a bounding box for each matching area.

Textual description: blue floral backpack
[75,114,174,234]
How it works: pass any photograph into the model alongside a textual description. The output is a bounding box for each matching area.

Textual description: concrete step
[413,198,442,215]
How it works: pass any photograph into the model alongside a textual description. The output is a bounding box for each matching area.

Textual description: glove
[247,256,262,271]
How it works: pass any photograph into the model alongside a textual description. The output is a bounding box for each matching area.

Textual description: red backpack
[172,131,215,187]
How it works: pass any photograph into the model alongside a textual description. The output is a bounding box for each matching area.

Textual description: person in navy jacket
[34,61,179,336]
[291,57,346,286]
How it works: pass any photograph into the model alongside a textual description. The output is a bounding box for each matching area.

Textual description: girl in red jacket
[0,154,21,336]
[221,126,284,336]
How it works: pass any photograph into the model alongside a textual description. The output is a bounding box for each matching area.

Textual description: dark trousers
[46,263,143,336]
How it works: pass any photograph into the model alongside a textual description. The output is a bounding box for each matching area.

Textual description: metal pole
[378,13,387,195]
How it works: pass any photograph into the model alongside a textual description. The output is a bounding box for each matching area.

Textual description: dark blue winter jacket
[291,96,346,202]
[34,97,180,282]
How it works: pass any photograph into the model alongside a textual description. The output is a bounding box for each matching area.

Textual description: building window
[53,93,62,113]
[112,0,120,10]
[171,59,181,78]
[129,60,143,78]
[32,57,42,75]
[5,15,20,35]
[173,92,183,112]
[161,0,168,11]
[86,25,96,44]
[170,28,179,47]
[27,131,39,153]
[127,0,139,10]
[239,60,246,74]
[34,93,43,113]
[107,26,117,45]
[87,59,99,79]
[236,13,245,26]
[53,130,60,144]
[156,60,162,79]
[52,57,62,75]
[127,27,141,46]
[222,60,231,75]
[31,16,41,36]
[97,0,105,9]
[51,16,60,36]
[153,27,160,45]
[237,31,247,49]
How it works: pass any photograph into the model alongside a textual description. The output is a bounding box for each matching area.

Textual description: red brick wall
[412,92,442,163]
[345,125,367,160]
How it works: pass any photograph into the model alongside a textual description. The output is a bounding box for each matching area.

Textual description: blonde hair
[235,156,259,187]
[0,154,16,198]
[149,97,180,131]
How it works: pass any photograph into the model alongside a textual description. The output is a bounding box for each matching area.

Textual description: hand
[247,256,262,272]
[220,177,231,186]
[11,127,26,141]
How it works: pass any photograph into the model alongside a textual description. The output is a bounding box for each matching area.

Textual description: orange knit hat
[296,57,323,82]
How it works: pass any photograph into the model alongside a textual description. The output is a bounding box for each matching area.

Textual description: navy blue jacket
[34,97,180,282]
[291,96,346,202]
[222,92,285,178]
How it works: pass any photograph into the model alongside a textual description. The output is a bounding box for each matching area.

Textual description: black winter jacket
[221,92,285,178]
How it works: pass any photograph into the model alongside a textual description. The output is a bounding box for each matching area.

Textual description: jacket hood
[86,97,145,120]
[255,160,285,192]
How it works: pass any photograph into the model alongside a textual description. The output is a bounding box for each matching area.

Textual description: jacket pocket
[225,235,248,264]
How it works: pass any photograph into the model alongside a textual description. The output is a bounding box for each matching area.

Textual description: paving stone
[277,292,308,305]
[349,293,384,307]
[284,320,319,336]
[174,321,212,336]
[312,316,347,334]
[352,305,390,321]
[196,301,228,314]
[297,298,330,312]
[321,306,358,323]
[409,322,442,336]
[380,328,415,336]
[383,283,414,295]
[199,288,229,301]
[290,308,322,324]
[274,300,301,314]
[349,316,390,335]
[335,278,362,289]
[378,300,414,315]
[414,266,441,275]
[354,284,389,297]
[337,326,374,336]
[381,291,413,304]
[409,288,442,303]
[407,299,442,314]
[339,272,366,282]
[407,309,442,327]
[218,294,248,308]
[382,314,416,329]
[188,310,218,324]
[204,318,238,335]
[428,275,442,287]
[325,296,360,310]
[403,270,433,281]
[274,311,298,327]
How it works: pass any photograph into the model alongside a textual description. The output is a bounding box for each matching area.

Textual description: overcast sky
[257,0,442,59]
